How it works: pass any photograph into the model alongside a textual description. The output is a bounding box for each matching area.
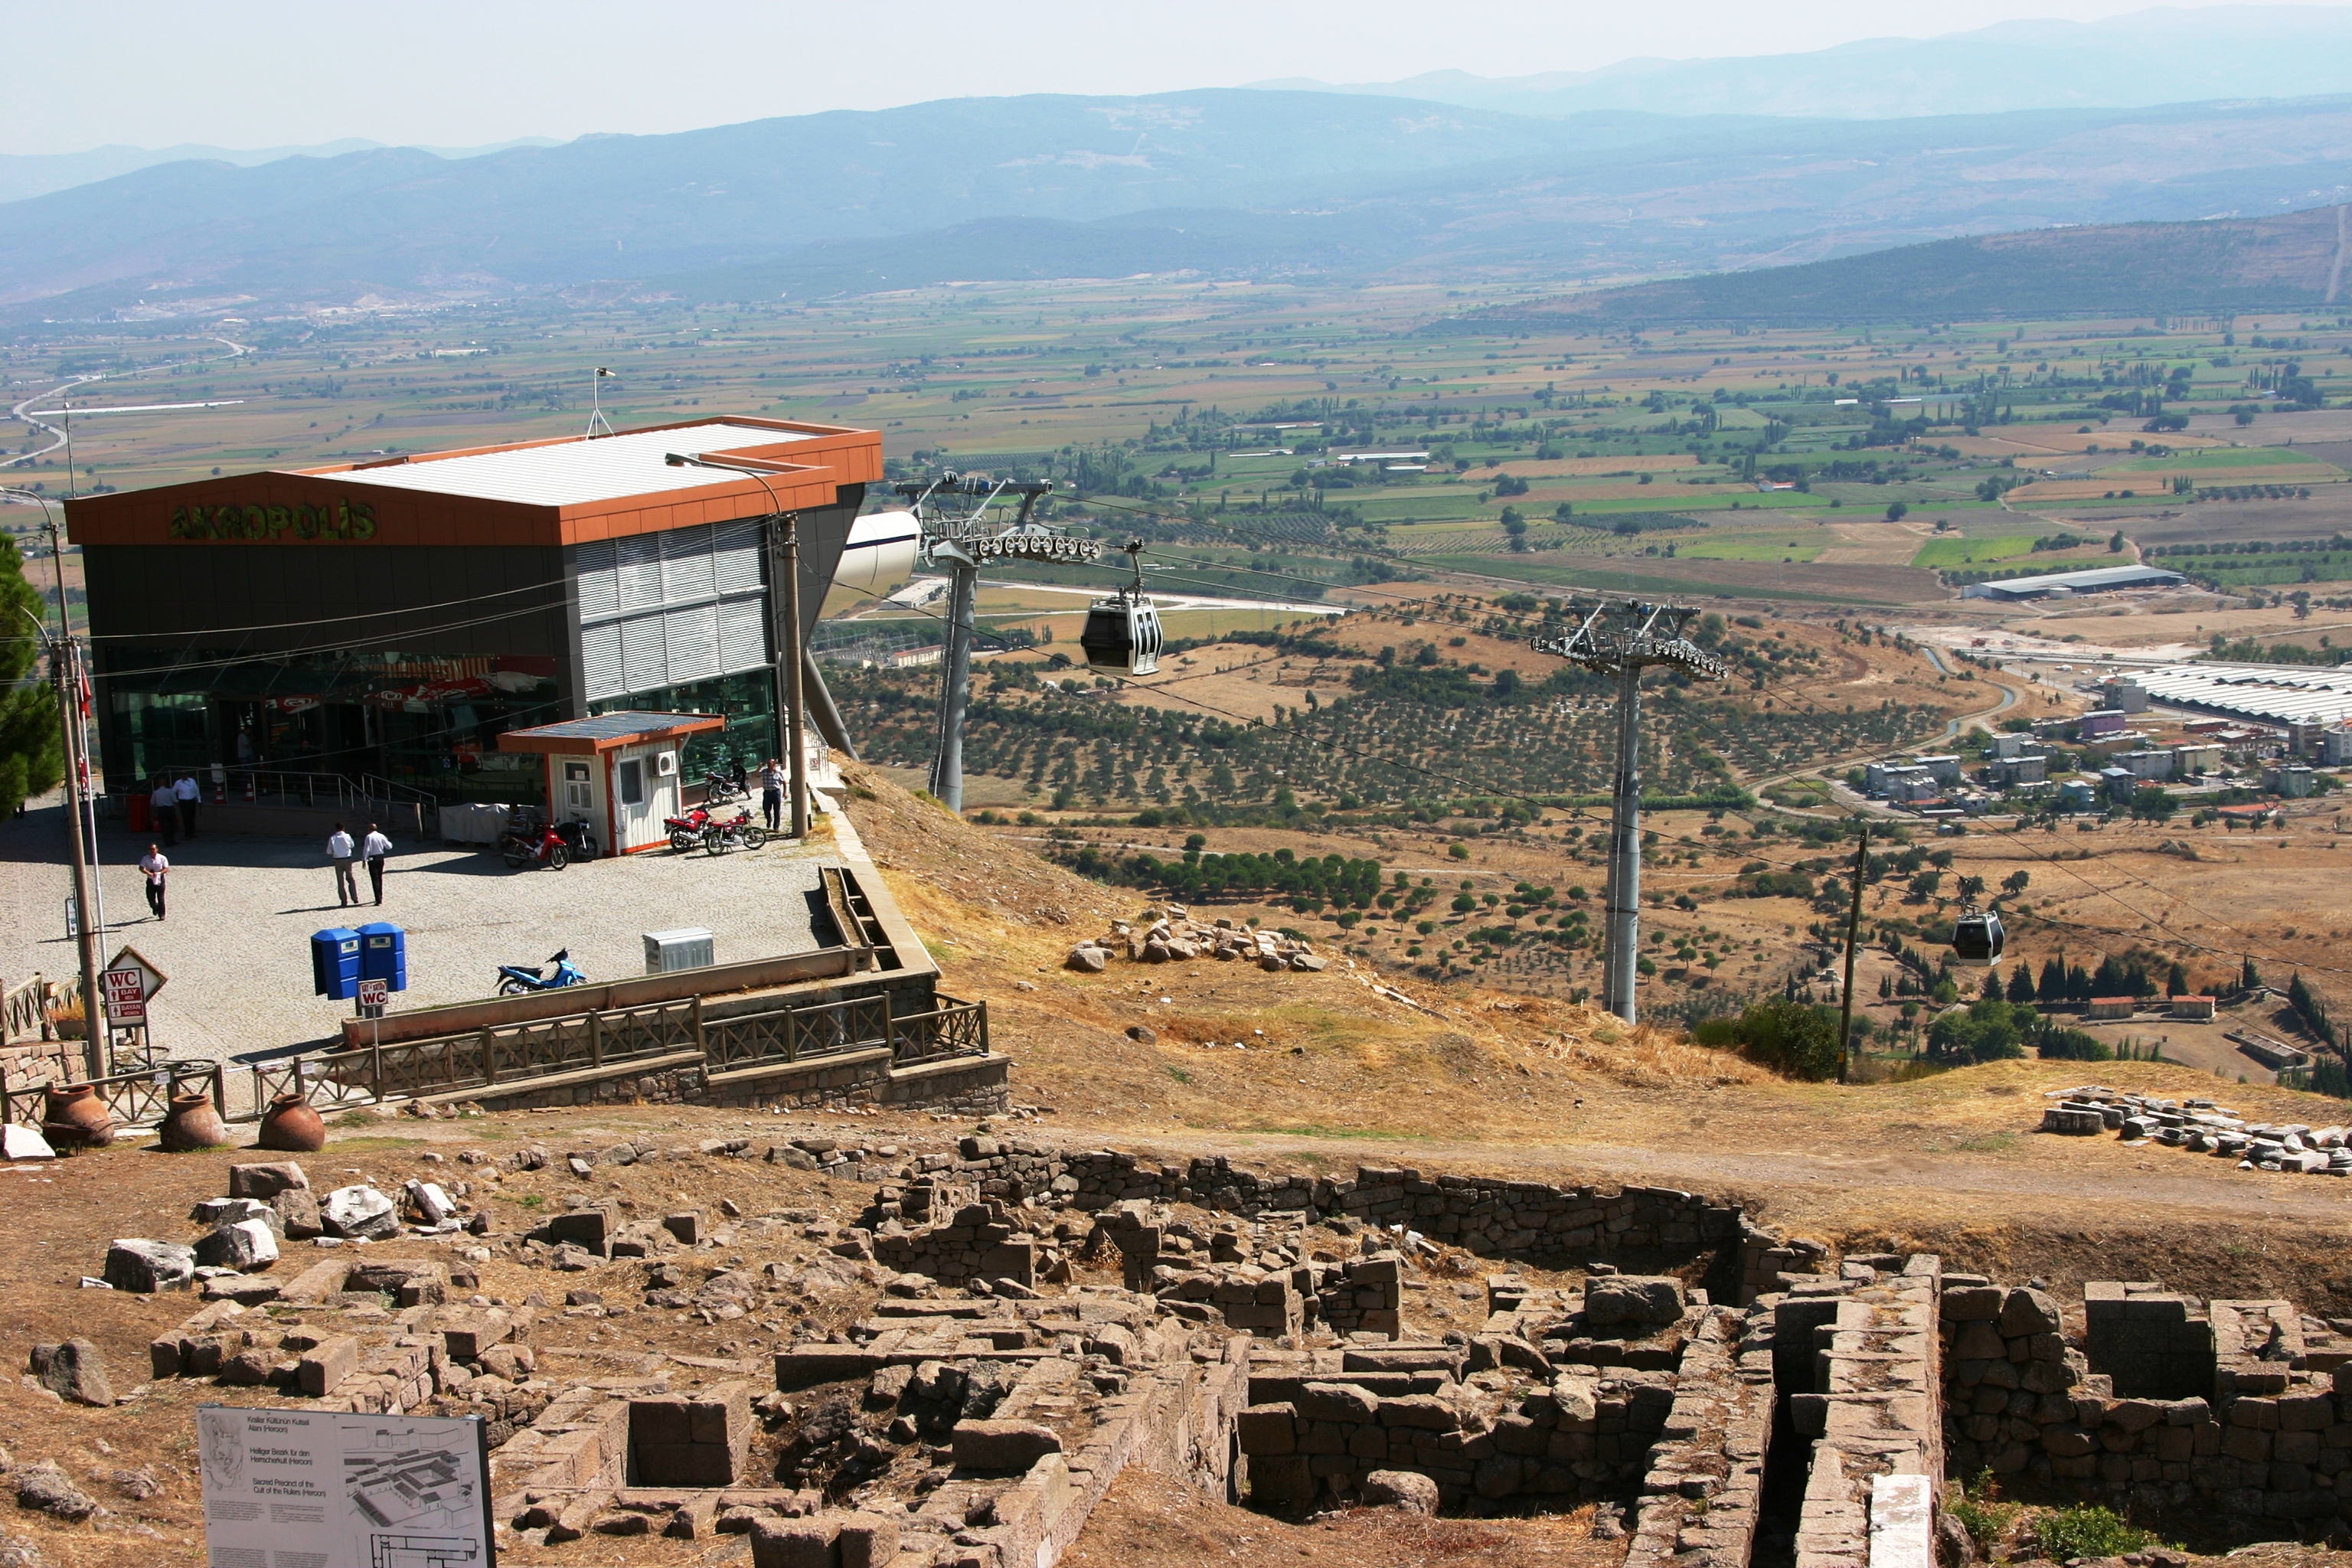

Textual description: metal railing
[244,989,988,1110]
[2,973,68,1043]
[3,1058,222,1133]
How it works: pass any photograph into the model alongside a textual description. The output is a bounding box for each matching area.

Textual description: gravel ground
[0,796,848,1093]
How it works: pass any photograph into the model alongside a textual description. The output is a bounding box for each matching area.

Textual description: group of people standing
[143,773,201,846]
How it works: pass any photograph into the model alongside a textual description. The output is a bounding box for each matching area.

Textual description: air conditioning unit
[654,751,678,776]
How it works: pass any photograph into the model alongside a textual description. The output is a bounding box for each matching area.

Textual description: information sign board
[198,1406,493,1568]
[358,979,388,1011]
[102,967,146,1024]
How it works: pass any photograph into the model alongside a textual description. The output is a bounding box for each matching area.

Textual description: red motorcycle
[665,805,716,853]
[501,812,594,870]
[700,808,766,856]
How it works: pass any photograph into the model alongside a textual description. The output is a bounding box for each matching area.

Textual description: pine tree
[2038,956,2067,1004]
[2167,961,2190,998]
[2243,956,2262,991]
[0,534,60,817]
[2007,965,2037,1004]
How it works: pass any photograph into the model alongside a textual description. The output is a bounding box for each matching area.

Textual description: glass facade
[98,649,562,804]
[587,666,777,782]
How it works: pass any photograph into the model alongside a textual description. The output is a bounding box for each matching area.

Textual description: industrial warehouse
[60,417,910,806]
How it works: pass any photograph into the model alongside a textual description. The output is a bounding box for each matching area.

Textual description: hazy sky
[12,0,2352,155]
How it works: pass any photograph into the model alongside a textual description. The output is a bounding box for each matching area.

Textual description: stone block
[546,1207,612,1253]
[749,1516,838,1568]
[1236,1403,1297,1455]
[1998,1288,2062,1338]
[835,1512,899,1568]
[1379,1394,1459,1431]
[1586,1276,1686,1328]
[228,1161,309,1199]
[1942,1286,2004,1321]
[1250,1455,1314,1507]
[321,1185,399,1241]
[1295,1382,1380,1423]
[273,1188,325,1240]
[440,1309,514,1363]
[27,1339,113,1406]
[195,1220,279,1272]
[299,1335,361,1396]
[103,1239,195,1294]
[952,1419,1062,1472]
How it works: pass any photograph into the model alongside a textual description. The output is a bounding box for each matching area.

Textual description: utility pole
[1531,600,1729,1024]
[1836,823,1870,1086]
[775,511,808,841]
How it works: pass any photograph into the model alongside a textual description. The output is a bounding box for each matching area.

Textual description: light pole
[4,486,105,1076]
[664,454,807,840]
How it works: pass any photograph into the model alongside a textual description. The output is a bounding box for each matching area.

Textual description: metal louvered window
[571,523,769,704]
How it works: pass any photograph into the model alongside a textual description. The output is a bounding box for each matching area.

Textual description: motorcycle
[495,949,588,995]
[501,816,573,871]
[663,805,716,854]
[701,808,767,856]
[701,769,747,805]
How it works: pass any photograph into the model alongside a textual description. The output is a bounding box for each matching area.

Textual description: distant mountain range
[8,80,2352,325]
[1253,5,2352,121]
[0,137,560,205]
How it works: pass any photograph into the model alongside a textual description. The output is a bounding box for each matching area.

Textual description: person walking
[148,777,178,847]
[139,843,169,921]
[361,822,393,906]
[174,772,200,838]
[758,756,784,834]
[328,823,358,907]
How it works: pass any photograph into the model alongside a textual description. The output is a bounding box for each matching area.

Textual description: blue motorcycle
[495,949,588,996]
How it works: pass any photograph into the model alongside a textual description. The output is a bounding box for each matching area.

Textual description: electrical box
[643,927,714,974]
[310,927,361,1000]
[357,923,408,991]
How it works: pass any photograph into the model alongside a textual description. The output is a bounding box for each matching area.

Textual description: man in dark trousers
[139,843,168,921]
[361,822,393,906]
[175,773,200,839]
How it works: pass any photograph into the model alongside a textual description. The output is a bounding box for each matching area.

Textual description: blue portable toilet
[358,923,408,992]
[311,928,362,1000]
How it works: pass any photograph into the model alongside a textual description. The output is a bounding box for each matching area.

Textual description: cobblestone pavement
[0,798,847,1086]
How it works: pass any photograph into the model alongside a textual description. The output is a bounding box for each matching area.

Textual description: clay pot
[41,1083,115,1149]
[158,1091,230,1152]
[258,1093,326,1153]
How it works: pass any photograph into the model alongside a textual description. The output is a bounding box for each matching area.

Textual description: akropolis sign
[167,496,379,541]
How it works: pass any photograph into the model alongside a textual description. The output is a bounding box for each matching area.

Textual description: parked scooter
[495,949,588,995]
[701,808,767,856]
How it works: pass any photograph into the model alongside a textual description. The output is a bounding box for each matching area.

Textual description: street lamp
[663,453,808,840]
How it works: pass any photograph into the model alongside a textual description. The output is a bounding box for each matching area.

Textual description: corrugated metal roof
[498,710,728,750]
[2131,662,2352,727]
[1980,564,2186,594]
[323,422,812,508]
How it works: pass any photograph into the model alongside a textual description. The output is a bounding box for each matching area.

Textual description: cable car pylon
[897,472,1099,813]
[1530,599,1730,1025]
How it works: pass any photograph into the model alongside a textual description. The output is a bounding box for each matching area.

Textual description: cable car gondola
[1951,904,2006,968]
[1079,540,1163,677]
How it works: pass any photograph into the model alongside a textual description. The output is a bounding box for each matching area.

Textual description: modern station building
[64,416,885,806]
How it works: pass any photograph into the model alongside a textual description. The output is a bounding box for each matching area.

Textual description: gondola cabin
[1951,908,2006,968]
[1080,595,1162,676]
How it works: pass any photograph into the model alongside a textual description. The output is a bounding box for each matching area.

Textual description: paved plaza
[0,797,849,1085]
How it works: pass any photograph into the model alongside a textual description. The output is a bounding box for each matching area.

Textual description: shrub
[2034,1505,2153,1562]
[1694,998,1842,1081]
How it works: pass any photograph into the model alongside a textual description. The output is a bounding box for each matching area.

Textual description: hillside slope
[1518,203,2352,325]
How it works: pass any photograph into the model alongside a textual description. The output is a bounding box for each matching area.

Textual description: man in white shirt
[328,824,358,907]
[361,822,393,906]
[174,773,200,839]
[139,843,169,921]
[148,778,178,847]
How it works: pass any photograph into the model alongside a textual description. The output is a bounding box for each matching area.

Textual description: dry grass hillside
[841,760,2352,1302]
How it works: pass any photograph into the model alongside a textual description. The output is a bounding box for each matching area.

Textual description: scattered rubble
[2042,1086,2352,1174]
[1068,906,1328,975]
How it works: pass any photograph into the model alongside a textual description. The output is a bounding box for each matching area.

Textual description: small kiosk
[497,711,727,855]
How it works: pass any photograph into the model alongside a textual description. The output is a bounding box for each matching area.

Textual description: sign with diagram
[198,1406,493,1568]
[101,945,166,1027]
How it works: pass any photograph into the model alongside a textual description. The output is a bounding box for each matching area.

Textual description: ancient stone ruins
[50,1130,2352,1568]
